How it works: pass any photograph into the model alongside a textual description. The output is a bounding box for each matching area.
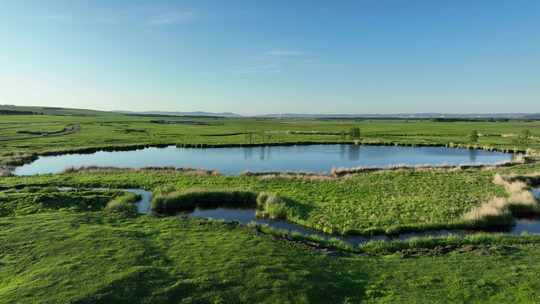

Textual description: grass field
[3,207,540,303]
[0,168,518,234]
[2,114,540,166]
[2,112,540,303]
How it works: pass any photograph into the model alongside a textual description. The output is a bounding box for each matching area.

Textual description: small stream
[59,187,540,247]
[512,188,540,234]
[174,187,540,246]
[183,207,465,246]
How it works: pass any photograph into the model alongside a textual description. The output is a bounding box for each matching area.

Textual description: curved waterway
[140,187,539,246]
[55,187,540,247]
[15,144,513,176]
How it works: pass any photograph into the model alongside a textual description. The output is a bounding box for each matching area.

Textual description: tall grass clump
[151,188,291,219]
[256,192,289,219]
[104,192,140,216]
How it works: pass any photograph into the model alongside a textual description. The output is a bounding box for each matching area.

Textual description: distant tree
[469,130,479,143]
[349,127,361,139]
[245,132,254,144]
[340,131,347,140]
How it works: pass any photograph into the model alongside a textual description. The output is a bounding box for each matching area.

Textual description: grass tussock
[251,172,336,182]
[329,161,522,177]
[256,192,289,219]
[62,166,219,176]
[104,192,140,215]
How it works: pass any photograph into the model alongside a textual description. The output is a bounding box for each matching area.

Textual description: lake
[14,144,514,176]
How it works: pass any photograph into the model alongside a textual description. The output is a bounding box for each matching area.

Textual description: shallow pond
[15,144,513,175]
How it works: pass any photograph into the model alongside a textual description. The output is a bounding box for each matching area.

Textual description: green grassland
[3,203,540,303]
[2,112,540,303]
[0,168,517,234]
[1,114,540,166]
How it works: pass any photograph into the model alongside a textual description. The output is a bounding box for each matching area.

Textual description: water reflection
[348,145,360,161]
[338,145,361,161]
[243,147,253,160]
[469,149,478,163]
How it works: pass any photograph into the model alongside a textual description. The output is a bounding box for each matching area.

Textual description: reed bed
[62,166,219,176]
[464,174,540,227]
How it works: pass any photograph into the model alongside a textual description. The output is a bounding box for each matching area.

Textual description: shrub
[349,127,361,139]
[256,192,289,219]
[469,130,479,143]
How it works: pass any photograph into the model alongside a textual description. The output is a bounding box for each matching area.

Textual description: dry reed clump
[331,159,532,177]
[330,164,475,177]
[0,166,13,177]
[256,173,335,182]
[61,166,219,176]
[464,174,540,226]
[526,149,540,157]
[463,197,513,226]
[243,170,337,181]
[3,152,37,166]
[182,169,220,177]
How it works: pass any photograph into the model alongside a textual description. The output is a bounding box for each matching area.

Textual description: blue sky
[1,1,539,114]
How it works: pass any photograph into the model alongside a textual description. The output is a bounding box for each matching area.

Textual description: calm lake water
[15,144,513,176]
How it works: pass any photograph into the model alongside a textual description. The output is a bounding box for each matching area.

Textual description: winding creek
[14,144,514,176]
[60,186,540,247]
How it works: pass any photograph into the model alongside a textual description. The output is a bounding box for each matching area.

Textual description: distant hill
[0,105,114,116]
[117,111,242,118]
[2,105,539,120]
[258,113,540,120]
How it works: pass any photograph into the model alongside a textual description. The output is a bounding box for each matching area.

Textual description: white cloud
[231,64,282,75]
[264,50,305,57]
[146,11,194,26]
[39,13,73,22]
[34,8,195,27]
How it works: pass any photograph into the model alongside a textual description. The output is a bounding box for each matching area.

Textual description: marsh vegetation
[2,113,540,303]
